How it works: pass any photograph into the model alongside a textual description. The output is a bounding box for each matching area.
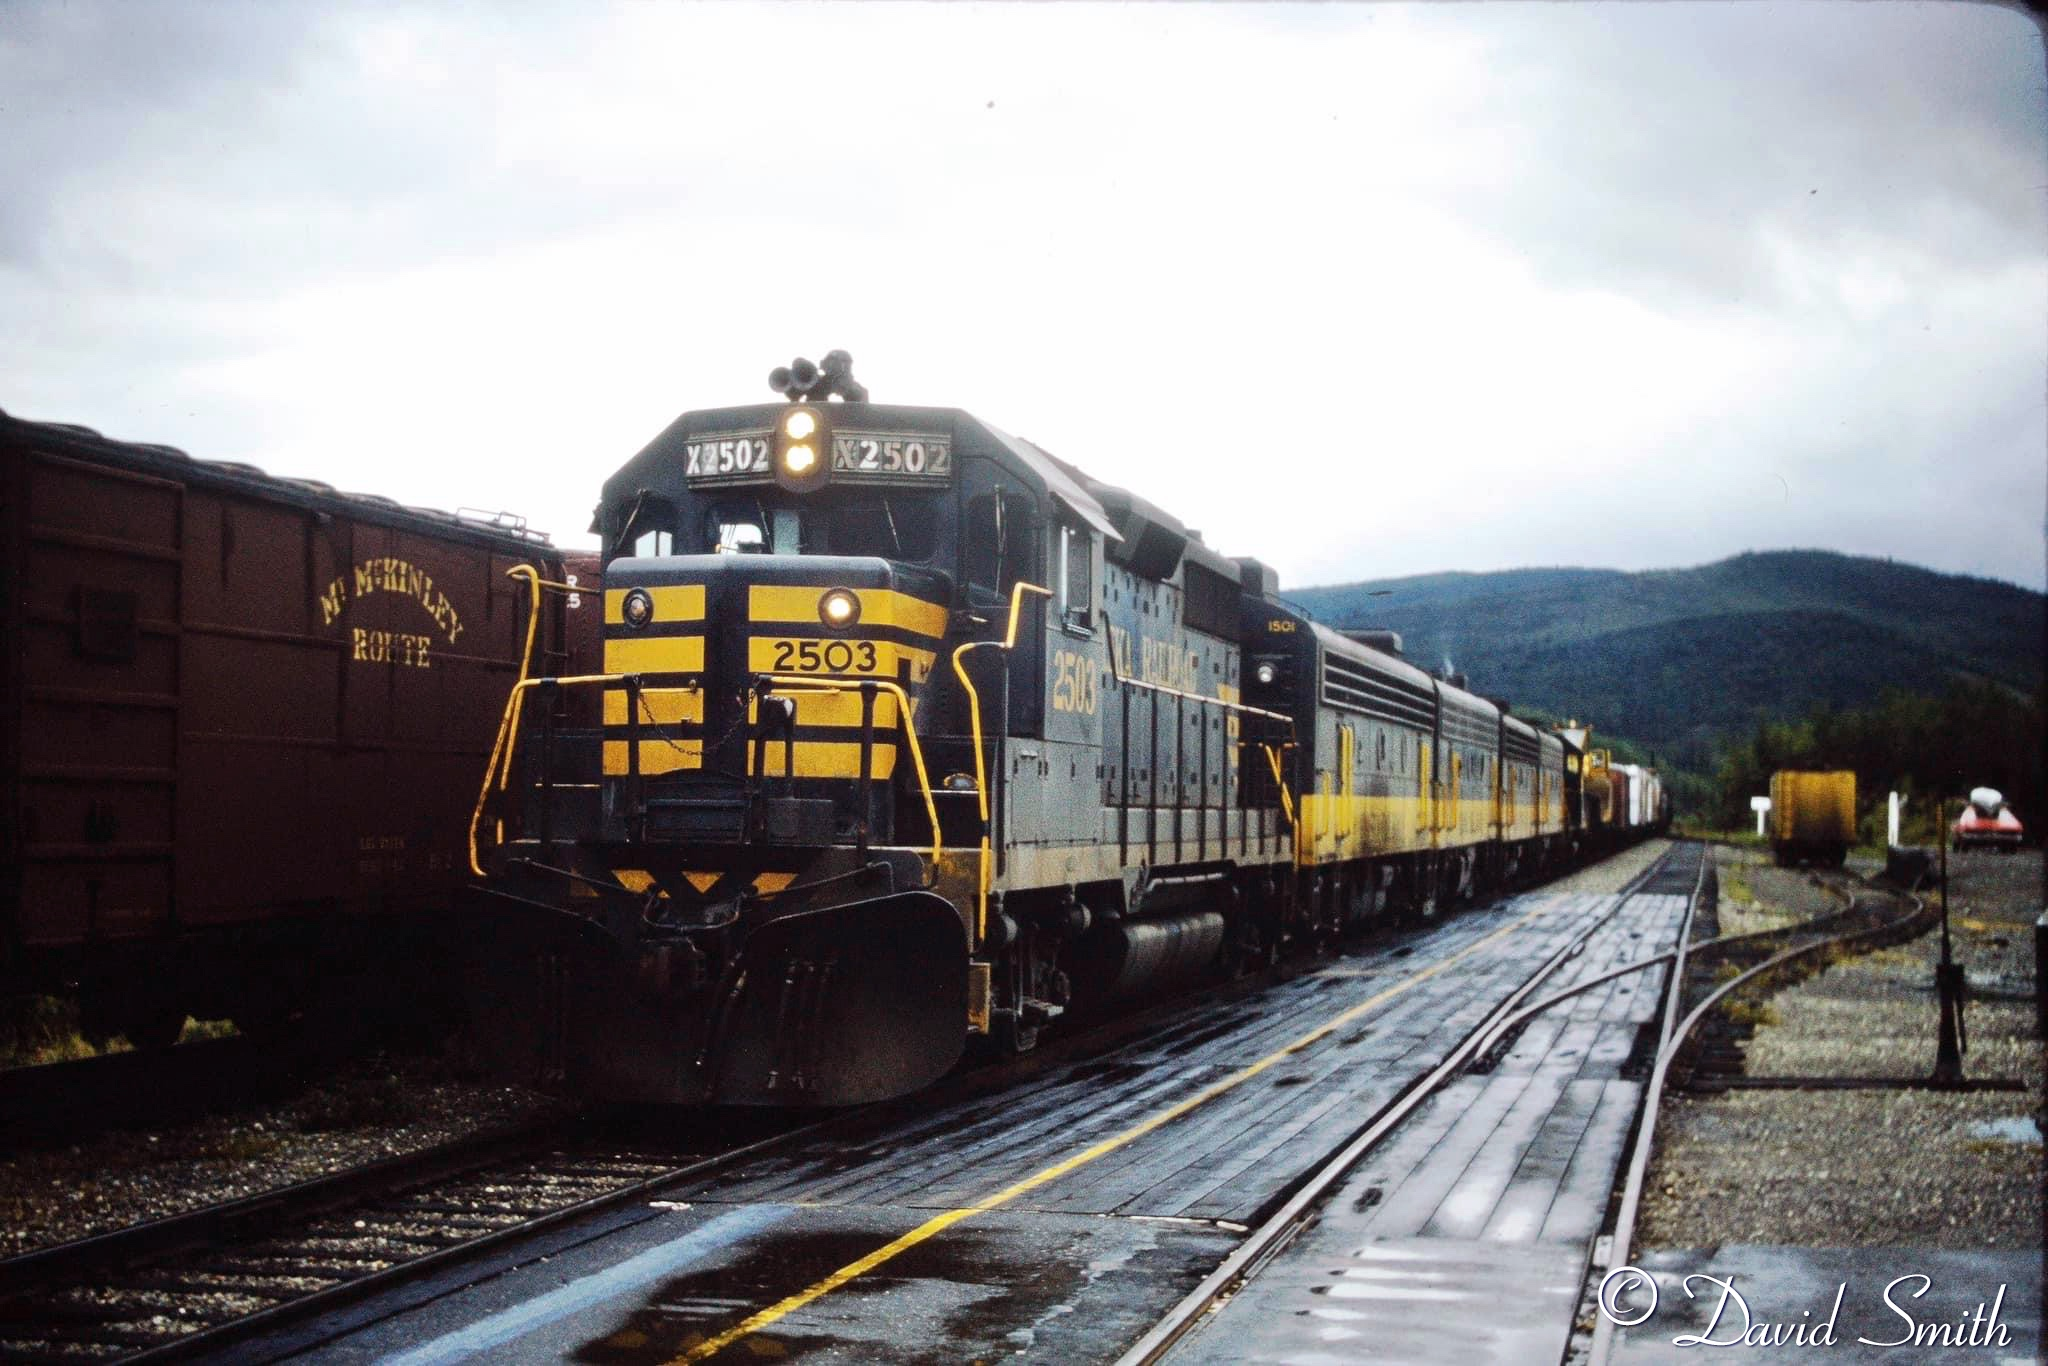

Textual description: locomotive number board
[830,432,952,483]
[683,432,772,483]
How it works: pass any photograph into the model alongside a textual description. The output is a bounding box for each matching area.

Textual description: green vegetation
[1291,549,2043,818]
[1708,680,2043,842]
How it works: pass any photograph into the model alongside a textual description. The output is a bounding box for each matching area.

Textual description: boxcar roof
[3,410,556,551]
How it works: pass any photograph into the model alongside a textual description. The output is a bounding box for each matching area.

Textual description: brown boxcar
[1,411,593,1044]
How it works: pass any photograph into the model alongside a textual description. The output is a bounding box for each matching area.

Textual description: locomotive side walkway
[258,844,1684,1364]
[1166,871,1691,1363]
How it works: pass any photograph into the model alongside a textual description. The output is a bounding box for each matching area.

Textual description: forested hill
[1285,550,2043,769]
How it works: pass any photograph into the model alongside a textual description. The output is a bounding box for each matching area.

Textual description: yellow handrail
[1259,742,1295,829]
[948,581,1053,947]
[469,564,584,875]
[754,673,943,870]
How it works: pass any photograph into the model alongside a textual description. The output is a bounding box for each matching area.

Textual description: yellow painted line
[605,635,705,675]
[676,892,1568,1361]
[748,584,949,639]
[605,583,705,624]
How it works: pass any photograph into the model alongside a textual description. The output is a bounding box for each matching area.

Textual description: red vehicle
[1954,788,2024,853]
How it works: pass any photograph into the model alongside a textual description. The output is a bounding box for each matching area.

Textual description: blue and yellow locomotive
[468,358,1641,1107]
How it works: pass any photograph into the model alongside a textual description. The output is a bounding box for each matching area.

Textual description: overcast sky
[4,1,2044,591]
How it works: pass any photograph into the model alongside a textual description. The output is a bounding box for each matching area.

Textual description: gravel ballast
[0,1052,572,1258]
[1637,845,2043,1250]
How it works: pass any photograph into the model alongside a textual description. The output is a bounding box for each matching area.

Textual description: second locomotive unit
[469,356,1654,1107]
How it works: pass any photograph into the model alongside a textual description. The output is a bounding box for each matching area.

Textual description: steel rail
[122,1116,837,1366]
[1462,866,1875,1068]
[1584,873,1931,1366]
[0,1113,580,1296]
[1112,840,1705,1366]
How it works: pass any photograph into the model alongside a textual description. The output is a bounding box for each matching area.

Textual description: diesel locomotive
[467,358,1663,1107]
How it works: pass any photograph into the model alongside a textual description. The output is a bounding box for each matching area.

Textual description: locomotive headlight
[774,405,829,491]
[621,588,654,629]
[818,587,861,628]
[1255,661,1278,685]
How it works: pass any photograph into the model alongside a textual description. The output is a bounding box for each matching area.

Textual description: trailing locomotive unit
[1239,619,1569,927]
[470,356,1297,1106]
[471,355,1660,1107]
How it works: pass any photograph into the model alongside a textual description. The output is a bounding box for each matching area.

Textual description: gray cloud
[2,1,2042,590]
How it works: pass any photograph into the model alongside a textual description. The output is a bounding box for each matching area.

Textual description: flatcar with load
[0,410,596,1046]
[468,356,1660,1107]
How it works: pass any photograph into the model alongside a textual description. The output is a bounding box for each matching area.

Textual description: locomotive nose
[600,555,950,845]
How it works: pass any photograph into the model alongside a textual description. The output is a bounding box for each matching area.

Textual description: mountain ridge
[1285,549,2042,769]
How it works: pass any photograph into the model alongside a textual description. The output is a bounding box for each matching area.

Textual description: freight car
[1768,769,1857,867]
[0,410,594,1047]
[466,360,1661,1106]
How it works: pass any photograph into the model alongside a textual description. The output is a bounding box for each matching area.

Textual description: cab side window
[609,495,677,564]
[963,493,1039,597]
[1058,522,1093,627]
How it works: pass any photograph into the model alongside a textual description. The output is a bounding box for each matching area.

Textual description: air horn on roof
[769,350,868,403]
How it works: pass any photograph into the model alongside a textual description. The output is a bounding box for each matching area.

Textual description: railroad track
[1114,839,1709,1365]
[1581,857,1937,1366]
[0,1106,822,1363]
[0,845,1674,1363]
[1669,866,1936,1093]
[0,929,1362,1364]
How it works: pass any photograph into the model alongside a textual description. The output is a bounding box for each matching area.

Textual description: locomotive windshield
[613,490,940,561]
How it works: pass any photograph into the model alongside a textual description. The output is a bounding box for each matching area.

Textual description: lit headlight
[774,405,828,489]
[818,588,861,627]
[622,588,654,629]
[1255,661,1277,685]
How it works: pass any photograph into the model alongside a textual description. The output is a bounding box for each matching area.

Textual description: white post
[1887,791,1901,849]
[1751,795,1772,838]
[1756,807,1767,837]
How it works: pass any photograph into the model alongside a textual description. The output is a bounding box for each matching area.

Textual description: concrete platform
[240,882,1688,1363]
[1169,890,1690,1364]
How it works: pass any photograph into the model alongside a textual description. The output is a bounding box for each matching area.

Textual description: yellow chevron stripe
[747,585,948,639]
[604,634,705,674]
[604,584,705,624]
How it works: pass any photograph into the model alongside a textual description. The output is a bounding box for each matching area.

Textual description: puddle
[1965,1115,2042,1146]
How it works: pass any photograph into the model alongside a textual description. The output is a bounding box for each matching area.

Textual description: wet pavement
[246,858,1690,1364]
[1168,886,1691,1364]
